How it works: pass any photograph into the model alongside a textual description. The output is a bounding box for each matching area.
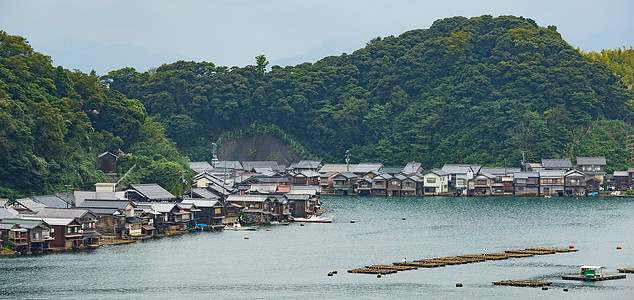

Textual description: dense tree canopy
[101,15,634,170]
[0,31,189,198]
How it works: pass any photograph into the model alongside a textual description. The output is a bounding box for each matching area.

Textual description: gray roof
[242,161,280,172]
[577,157,606,166]
[441,164,474,174]
[296,160,322,169]
[423,169,449,176]
[78,200,134,210]
[336,172,358,179]
[0,198,8,207]
[375,173,393,180]
[212,161,243,170]
[479,167,521,176]
[285,194,310,201]
[393,174,408,180]
[129,184,175,200]
[151,203,177,213]
[513,172,539,179]
[226,195,270,202]
[190,188,218,199]
[33,195,70,208]
[319,164,358,173]
[180,199,220,208]
[189,161,214,173]
[353,163,383,174]
[614,171,629,177]
[13,198,46,213]
[379,166,404,175]
[402,162,422,174]
[35,208,93,219]
[300,170,320,178]
[0,207,18,219]
[206,184,232,196]
[538,170,566,177]
[541,159,572,169]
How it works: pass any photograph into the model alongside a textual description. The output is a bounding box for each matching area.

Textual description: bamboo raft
[618,268,634,273]
[347,247,576,276]
[493,280,552,287]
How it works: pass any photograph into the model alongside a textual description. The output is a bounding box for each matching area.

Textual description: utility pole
[521,152,526,172]
[64,184,72,208]
[345,150,350,173]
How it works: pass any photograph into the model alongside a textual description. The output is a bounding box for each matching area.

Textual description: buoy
[569,245,574,249]
[327,272,333,276]
[456,283,463,287]
[300,223,305,226]
[377,274,382,278]
[617,246,622,249]
[542,286,548,290]
[350,220,355,223]
[402,217,406,220]
[332,270,338,274]
[244,237,249,239]
[266,229,271,231]
[563,288,568,292]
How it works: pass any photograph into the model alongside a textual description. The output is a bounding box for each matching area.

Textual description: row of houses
[0,177,321,253]
[189,157,633,197]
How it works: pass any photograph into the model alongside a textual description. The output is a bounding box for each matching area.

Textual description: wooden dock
[562,274,626,281]
[493,280,552,287]
[618,268,634,273]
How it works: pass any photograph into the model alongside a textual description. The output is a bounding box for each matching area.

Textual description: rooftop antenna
[345,150,350,172]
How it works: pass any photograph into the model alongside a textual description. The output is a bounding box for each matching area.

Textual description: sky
[1,0,633,75]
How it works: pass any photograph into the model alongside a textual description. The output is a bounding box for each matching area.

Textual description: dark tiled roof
[577,157,606,165]
[78,200,133,210]
[129,184,175,200]
[297,160,322,169]
[402,162,422,174]
[353,163,382,174]
[541,159,572,169]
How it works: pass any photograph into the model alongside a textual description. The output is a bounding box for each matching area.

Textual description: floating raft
[393,261,446,268]
[493,280,552,287]
[562,274,626,281]
[347,246,576,276]
[618,268,634,273]
[347,268,397,275]
[366,264,418,271]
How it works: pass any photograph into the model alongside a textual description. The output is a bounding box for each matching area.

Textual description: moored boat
[293,215,333,223]
[224,222,258,230]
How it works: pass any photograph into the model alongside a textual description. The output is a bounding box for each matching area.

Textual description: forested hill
[0,31,190,198]
[108,16,632,170]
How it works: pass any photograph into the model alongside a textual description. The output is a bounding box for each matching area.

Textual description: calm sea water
[1,196,633,299]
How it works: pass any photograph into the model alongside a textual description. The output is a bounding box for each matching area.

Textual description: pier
[562,274,626,281]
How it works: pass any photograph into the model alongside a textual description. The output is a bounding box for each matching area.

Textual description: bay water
[1,196,633,299]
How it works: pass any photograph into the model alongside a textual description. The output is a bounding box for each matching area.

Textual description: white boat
[293,215,333,223]
[223,222,258,230]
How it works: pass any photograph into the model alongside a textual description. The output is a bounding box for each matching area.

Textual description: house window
[215,208,222,214]
[457,179,466,186]
[391,180,399,186]
[516,179,526,184]
[405,182,412,187]
[50,228,55,233]
[427,178,437,183]
[476,180,487,185]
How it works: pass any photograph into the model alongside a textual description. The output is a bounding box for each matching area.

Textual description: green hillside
[102,15,634,170]
[0,31,191,198]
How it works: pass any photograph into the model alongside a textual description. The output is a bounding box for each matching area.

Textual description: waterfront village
[0,154,632,255]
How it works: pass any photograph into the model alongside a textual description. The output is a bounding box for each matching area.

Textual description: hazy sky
[1,0,633,75]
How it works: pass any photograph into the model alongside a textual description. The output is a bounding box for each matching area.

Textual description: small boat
[293,215,333,223]
[224,222,258,231]
[269,221,290,225]
[544,195,552,199]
